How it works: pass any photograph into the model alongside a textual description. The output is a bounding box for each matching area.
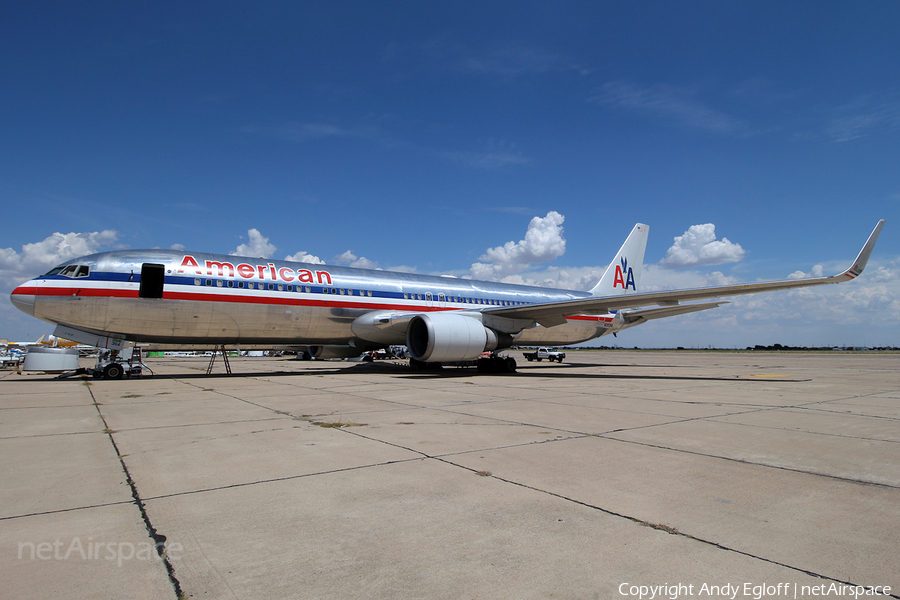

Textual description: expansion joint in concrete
[86,383,186,600]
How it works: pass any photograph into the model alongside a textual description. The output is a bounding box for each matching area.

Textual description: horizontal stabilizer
[617,302,726,324]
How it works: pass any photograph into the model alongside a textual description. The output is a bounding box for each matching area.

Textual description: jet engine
[406,313,508,362]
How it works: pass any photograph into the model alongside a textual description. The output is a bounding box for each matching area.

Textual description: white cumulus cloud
[470,211,566,280]
[788,264,825,279]
[284,250,325,265]
[0,230,119,288]
[230,229,276,259]
[659,223,745,269]
[335,250,379,270]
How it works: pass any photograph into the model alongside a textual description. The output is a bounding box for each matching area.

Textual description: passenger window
[278,284,284,291]
[194,279,201,286]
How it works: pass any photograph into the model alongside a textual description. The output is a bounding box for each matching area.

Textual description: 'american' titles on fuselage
[179,255,334,285]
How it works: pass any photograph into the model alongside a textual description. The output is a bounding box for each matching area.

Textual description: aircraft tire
[415,360,442,372]
[103,363,124,380]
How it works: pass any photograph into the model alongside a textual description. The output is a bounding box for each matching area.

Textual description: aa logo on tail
[613,257,636,290]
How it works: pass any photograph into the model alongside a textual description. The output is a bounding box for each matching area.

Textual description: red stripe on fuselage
[11,285,38,296]
[29,284,610,322]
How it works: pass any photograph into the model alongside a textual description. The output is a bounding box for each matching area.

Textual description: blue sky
[1,1,898,347]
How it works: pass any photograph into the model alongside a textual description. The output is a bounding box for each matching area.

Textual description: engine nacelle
[304,345,364,360]
[406,313,502,362]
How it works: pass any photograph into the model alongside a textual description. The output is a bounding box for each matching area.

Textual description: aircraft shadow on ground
[90,360,806,384]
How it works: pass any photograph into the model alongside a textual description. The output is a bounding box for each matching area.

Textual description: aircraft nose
[10,284,36,317]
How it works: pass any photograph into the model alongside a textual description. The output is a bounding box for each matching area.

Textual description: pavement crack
[434,456,900,599]
[599,435,900,490]
[0,500,134,522]
[141,456,426,501]
[87,384,185,600]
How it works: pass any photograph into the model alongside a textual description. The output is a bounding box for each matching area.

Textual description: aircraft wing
[485,219,885,328]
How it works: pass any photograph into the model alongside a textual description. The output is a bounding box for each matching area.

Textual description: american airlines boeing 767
[9,220,885,375]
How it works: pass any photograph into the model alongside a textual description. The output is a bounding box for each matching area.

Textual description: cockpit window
[45,265,90,278]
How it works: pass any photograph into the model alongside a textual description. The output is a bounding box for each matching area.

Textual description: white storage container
[22,347,80,372]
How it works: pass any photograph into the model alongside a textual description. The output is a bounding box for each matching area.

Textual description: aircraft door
[139,263,165,299]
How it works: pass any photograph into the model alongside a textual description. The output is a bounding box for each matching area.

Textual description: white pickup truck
[522,347,566,363]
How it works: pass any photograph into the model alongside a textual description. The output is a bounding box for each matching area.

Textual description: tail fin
[589,223,649,297]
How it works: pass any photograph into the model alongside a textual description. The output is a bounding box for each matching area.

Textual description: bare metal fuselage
[17,250,615,348]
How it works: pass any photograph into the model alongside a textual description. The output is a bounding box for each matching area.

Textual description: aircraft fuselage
[11,250,616,348]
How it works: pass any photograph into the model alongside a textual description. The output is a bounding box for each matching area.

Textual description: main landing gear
[408,358,443,372]
[476,354,517,374]
[408,353,517,374]
[408,354,517,374]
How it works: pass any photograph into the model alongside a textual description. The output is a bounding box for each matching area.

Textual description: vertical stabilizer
[589,223,649,297]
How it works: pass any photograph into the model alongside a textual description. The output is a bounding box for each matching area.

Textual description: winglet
[836,219,885,281]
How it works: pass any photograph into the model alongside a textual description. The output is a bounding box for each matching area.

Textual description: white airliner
[9,220,885,375]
